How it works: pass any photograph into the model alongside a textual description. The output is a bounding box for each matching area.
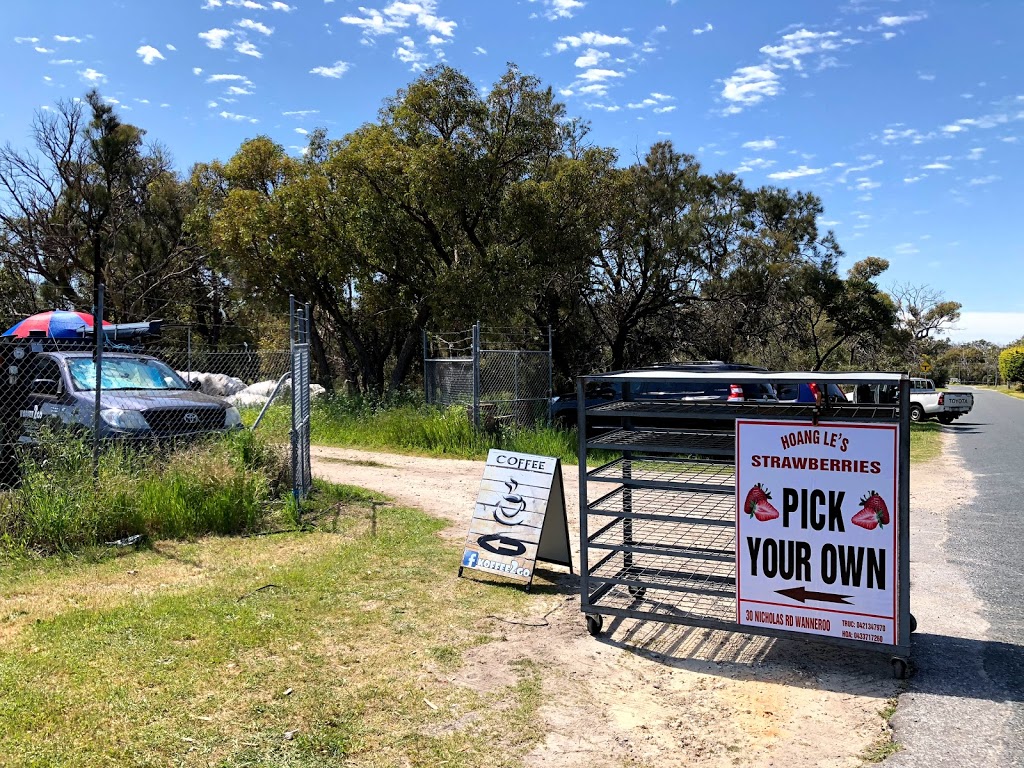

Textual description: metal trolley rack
[577,370,913,677]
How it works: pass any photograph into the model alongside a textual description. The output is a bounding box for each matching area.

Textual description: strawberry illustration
[851,507,879,530]
[744,484,779,521]
[861,491,890,526]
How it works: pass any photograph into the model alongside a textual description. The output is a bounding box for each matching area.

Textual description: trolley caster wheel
[586,614,604,637]
[891,657,909,680]
[627,586,646,601]
[910,613,918,633]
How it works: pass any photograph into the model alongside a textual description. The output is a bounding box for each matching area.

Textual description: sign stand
[459,449,573,592]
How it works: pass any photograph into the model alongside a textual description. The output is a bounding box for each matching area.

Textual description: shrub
[999,345,1024,384]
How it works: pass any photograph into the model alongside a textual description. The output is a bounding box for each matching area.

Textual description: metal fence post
[422,329,430,404]
[92,283,104,478]
[472,321,481,429]
[547,325,554,425]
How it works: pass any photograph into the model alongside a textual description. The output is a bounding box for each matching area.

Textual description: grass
[860,696,903,762]
[0,488,549,767]
[0,430,290,557]
[909,422,943,463]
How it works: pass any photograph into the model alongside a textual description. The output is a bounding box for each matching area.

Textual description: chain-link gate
[289,297,313,501]
[424,323,553,428]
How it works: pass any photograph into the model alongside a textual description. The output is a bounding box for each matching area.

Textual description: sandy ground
[312,445,946,768]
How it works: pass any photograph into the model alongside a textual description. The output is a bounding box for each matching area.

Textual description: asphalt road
[887,388,1024,767]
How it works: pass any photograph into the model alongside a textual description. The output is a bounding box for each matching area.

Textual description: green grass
[0,489,547,767]
[909,422,943,463]
[0,430,290,557]
[860,697,903,762]
[245,397,600,464]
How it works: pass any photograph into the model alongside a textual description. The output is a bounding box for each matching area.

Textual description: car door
[21,356,69,440]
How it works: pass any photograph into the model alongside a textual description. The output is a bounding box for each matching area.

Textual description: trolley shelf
[588,558,735,597]
[587,456,735,494]
[588,486,735,525]
[586,400,901,422]
[586,585,737,626]
[588,515,735,562]
[586,427,734,456]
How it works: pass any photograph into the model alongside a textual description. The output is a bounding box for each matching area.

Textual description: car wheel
[937,414,954,424]
[909,404,925,423]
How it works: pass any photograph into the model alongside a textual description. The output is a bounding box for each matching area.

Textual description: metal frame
[577,370,912,667]
[289,296,312,503]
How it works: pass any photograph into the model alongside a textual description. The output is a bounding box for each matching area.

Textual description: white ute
[846,378,973,423]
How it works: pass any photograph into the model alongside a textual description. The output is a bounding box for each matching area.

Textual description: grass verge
[909,422,943,463]
[0,430,289,557]
[860,696,902,762]
[971,384,1024,400]
[0,486,547,767]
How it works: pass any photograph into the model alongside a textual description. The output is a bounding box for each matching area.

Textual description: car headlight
[100,408,150,430]
[224,406,242,428]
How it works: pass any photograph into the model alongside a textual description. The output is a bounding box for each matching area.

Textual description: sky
[2,0,1023,343]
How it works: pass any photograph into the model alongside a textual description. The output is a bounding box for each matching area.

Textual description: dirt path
[312,444,937,768]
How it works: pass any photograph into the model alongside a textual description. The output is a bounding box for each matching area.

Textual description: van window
[29,358,63,396]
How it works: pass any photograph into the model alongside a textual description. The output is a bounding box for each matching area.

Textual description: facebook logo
[462,550,479,568]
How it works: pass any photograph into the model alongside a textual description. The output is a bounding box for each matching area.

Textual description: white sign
[735,420,899,646]
[460,449,572,587]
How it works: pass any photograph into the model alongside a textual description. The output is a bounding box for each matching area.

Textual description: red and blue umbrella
[3,311,112,339]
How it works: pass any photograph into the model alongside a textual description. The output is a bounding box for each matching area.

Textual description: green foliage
[0,431,287,556]
[999,345,1024,383]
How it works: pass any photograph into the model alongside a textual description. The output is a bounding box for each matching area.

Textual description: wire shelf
[588,456,735,493]
[588,486,736,525]
[587,428,734,456]
[589,515,735,562]
[587,582,737,625]
[587,400,900,422]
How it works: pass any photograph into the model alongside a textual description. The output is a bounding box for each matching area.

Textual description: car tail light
[728,384,744,402]
[938,392,944,405]
[808,382,821,403]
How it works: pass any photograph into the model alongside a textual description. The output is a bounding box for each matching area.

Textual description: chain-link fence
[424,323,553,428]
[0,289,313,554]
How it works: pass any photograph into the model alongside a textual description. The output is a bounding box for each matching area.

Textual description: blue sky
[3,0,1022,343]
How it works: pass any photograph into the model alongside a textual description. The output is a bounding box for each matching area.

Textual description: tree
[999,345,1024,385]
[890,283,962,369]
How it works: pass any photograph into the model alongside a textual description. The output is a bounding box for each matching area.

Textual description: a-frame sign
[459,449,573,591]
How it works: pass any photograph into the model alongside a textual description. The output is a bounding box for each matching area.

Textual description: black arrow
[775,586,852,605]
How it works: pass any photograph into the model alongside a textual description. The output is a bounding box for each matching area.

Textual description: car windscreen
[635,382,775,399]
[68,357,189,392]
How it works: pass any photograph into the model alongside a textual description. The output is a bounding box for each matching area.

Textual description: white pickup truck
[847,378,973,423]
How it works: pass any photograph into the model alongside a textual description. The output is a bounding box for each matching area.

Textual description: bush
[999,345,1024,384]
[0,430,287,556]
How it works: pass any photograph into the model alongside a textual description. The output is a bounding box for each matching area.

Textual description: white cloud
[227,0,267,7]
[199,28,234,48]
[202,0,223,7]
[53,35,83,43]
[340,1,457,41]
[941,124,966,134]
[136,45,165,65]
[767,165,824,180]
[166,43,177,51]
[283,109,319,117]
[14,37,40,44]
[235,40,262,57]
[918,72,935,81]
[227,85,253,95]
[78,67,107,84]
[854,178,880,190]
[692,23,713,35]
[554,32,631,51]
[879,125,933,144]
[585,102,621,112]
[237,18,274,35]
[49,58,79,65]
[206,73,252,84]
[271,1,294,8]
[967,175,1000,186]
[295,127,309,135]
[742,138,777,150]
[653,105,676,114]
[193,67,203,75]
[34,47,55,53]
[394,36,427,70]
[574,48,609,68]
[921,162,951,170]
[219,110,259,123]
[721,65,780,109]
[903,175,924,183]
[947,312,1024,344]
[473,46,486,55]
[893,242,919,255]
[759,28,847,71]
[819,219,840,226]
[208,100,219,108]
[309,60,349,78]
[878,13,927,27]
[967,147,985,160]
[882,31,897,40]
[576,68,625,83]
[534,0,585,20]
